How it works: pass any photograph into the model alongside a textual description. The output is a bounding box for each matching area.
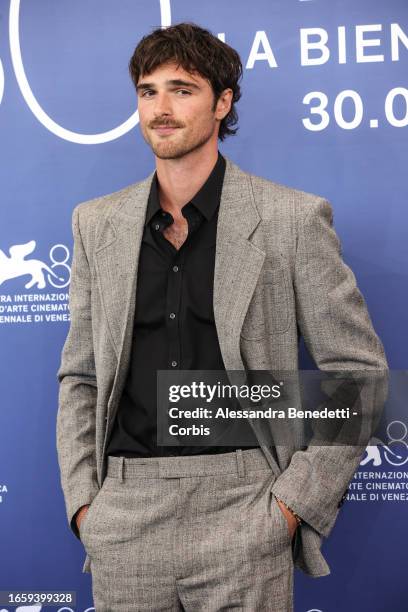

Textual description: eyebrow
[136,79,201,93]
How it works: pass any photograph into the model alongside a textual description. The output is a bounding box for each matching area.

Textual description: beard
[143,121,217,160]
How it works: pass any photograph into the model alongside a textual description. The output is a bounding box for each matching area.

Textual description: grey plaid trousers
[79,448,295,611]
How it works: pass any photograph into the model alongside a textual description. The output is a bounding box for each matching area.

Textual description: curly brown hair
[129,22,243,141]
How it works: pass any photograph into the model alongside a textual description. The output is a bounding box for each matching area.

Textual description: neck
[155,145,219,214]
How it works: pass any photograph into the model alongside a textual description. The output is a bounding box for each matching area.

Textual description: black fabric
[106,151,258,457]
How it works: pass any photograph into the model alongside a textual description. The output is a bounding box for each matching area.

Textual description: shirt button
[173,265,179,272]
[171,361,178,367]
[169,312,176,319]
[155,224,160,230]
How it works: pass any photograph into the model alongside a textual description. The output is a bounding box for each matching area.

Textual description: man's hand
[75,504,90,532]
[276,498,299,540]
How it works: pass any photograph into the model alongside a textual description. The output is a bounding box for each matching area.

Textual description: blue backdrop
[0,1,407,611]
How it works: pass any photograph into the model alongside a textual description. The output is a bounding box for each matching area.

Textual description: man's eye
[141,89,190,97]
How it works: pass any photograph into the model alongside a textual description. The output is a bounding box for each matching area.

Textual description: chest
[163,216,188,250]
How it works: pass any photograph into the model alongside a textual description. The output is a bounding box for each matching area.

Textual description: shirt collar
[144,151,226,227]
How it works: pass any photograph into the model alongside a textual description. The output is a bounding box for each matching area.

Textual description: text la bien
[229,23,408,68]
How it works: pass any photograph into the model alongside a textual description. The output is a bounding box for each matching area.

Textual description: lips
[153,126,179,135]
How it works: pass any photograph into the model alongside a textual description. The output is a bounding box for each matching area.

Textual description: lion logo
[362,437,405,467]
[0,240,64,289]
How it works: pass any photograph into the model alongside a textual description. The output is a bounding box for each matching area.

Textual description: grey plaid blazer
[56,155,387,576]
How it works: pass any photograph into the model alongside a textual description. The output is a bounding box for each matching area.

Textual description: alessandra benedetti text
[167,407,355,420]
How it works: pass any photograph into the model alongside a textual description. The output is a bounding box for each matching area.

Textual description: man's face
[136,62,229,160]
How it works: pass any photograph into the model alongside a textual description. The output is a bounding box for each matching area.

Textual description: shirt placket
[166,246,184,370]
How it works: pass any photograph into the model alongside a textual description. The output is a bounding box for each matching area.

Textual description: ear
[215,88,233,120]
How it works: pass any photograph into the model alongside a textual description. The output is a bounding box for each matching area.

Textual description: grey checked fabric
[56,155,388,580]
[79,449,294,611]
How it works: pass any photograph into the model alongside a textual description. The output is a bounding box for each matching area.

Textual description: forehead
[137,61,209,88]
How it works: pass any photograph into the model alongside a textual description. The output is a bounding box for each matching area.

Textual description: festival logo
[347,420,408,503]
[0,241,66,289]
[362,421,408,467]
[0,241,71,325]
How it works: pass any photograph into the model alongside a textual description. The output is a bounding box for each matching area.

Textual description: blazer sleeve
[56,204,100,541]
[270,197,388,538]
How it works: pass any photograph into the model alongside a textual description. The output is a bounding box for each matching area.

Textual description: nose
[152,90,173,118]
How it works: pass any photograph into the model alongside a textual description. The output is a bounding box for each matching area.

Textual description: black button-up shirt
[106,151,258,457]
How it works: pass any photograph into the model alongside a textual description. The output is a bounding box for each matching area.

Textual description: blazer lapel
[213,156,265,370]
[94,171,154,366]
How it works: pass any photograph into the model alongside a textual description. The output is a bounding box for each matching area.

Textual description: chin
[152,142,194,160]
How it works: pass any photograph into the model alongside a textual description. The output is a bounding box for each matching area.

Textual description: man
[56,22,387,612]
